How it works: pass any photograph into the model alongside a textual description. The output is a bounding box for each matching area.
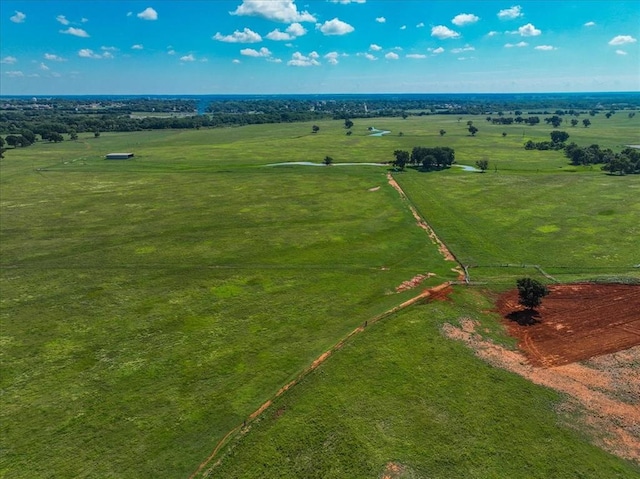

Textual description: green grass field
[1,112,639,477]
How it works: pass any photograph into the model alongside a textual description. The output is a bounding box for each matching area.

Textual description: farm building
[105,152,134,160]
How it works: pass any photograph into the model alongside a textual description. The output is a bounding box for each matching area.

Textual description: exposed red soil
[395,273,435,292]
[443,318,640,463]
[496,283,640,367]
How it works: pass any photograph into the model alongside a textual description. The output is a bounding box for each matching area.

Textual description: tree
[439,129,446,136]
[502,131,507,137]
[346,130,352,136]
[393,150,409,170]
[93,130,101,138]
[323,156,334,166]
[550,130,569,144]
[0,136,5,149]
[571,118,579,127]
[466,120,473,126]
[312,125,320,134]
[344,119,353,129]
[516,278,549,310]
[468,125,478,136]
[475,159,489,172]
[69,130,78,141]
[5,135,20,147]
[582,118,591,128]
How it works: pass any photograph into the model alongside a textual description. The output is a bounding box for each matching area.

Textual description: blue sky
[1,1,639,95]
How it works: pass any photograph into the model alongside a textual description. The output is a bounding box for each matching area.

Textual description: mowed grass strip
[205,288,639,479]
[1,137,455,478]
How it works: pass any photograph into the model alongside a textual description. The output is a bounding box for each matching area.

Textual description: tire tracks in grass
[189,173,464,478]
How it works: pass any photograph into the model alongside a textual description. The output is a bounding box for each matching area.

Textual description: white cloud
[431,25,460,39]
[406,53,426,59]
[534,45,556,51]
[514,23,541,36]
[60,27,89,37]
[10,11,26,23]
[287,51,320,66]
[39,62,50,70]
[324,51,340,64]
[369,44,382,51]
[1,56,17,64]
[375,16,386,23]
[608,35,637,46]
[318,18,354,35]
[167,49,176,55]
[266,23,306,41]
[180,54,196,62]
[231,1,315,23]
[616,50,628,55]
[5,71,24,77]
[584,21,596,27]
[81,18,88,23]
[78,49,102,59]
[44,53,65,61]
[498,5,523,20]
[56,15,70,25]
[451,45,475,53]
[487,30,500,37]
[232,59,241,64]
[214,28,262,43]
[504,41,528,48]
[385,52,399,60]
[452,13,479,26]
[240,47,272,57]
[132,44,144,50]
[127,12,133,17]
[330,0,365,3]
[137,7,158,21]
[416,22,425,28]
[400,25,407,30]
[428,47,445,54]
[101,46,118,52]
[102,51,114,59]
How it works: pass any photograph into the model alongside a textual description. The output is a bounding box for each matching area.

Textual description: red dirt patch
[395,273,435,292]
[497,283,640,367]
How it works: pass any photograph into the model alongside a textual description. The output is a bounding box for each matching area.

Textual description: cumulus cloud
[232,59,241,64]
[487,30,500,37]
[534,45,556,51]
[1,56,17,64]
[452,13,479,26]
[287,51,320,66]
[240,47,272,57]
[180,54,196,62]
[5,71,24,77]
[39,62,50,70]
[78,49,102,59]
[44,53,65,61]
[504,41,528,48]
[431,25,460,39]
[428,47,445,54]
[214,28,262,43]
[266,23,306,41]
[231,0,315,23]
[385,52,399,60]
[375,16,386,23]
[56,15,70,25]
[132,44,144,50]
[60,27,89,37]
[584,21,596,27]
[137,7,158,20]
[514,23,541,36]
[369,44,382,51]
[608,35,637,45]
[616,50,628,55]
[330,0,365,3]
[10,11,26,23]
[101,46,118,51]
[416,22,424,28]
[400,25,406,30]
[498,5,523,20]
[406,53,426,59]
[324,51,340,64]
[318,18,354,35]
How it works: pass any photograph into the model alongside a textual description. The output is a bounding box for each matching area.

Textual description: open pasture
[1,112,639,477]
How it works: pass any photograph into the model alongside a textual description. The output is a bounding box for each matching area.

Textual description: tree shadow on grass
[507,309,541,326]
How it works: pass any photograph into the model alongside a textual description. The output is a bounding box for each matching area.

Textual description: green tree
[571,118,579,127]
[393,150,409,170]
[502,131,507,137]
[475,159,489,172]
[93,130,101,138]
[516,278,549,310]
[344,119,353,129]
[468,125,478,136]
[69,130,78,141]
[323,156,334,166]
[439,129,446,136]
[312,125,320,134]
[550,130,569,144]
[582,118,591,128]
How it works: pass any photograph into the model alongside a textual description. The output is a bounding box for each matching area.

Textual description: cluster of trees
[524,130,571,151]
[564,143,640,174]
[392,146,455,170]
[486,115,541,126]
